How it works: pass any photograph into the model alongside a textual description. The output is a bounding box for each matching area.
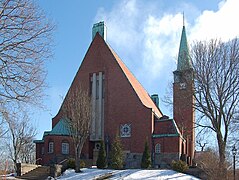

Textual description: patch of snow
[57,168,200,180]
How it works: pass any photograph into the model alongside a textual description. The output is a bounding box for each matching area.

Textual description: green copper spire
[177,25,191,71]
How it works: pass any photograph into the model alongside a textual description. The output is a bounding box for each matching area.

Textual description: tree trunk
[75,147,81,173]
[13,159,17,172]
[217,133,227,178]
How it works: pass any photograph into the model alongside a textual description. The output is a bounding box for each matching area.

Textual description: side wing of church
[34,22,195,168]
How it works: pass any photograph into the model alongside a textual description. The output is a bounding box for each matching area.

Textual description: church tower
[173,23,195,165]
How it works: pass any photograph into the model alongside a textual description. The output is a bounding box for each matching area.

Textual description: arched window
[155,143,161,154]
[48,141,54,153]
[62,142,69,155]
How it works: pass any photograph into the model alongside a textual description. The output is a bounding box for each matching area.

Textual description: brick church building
[34,21,195,168]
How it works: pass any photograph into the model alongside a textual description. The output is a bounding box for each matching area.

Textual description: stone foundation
[154,153,180,168]
[124,152,142,168]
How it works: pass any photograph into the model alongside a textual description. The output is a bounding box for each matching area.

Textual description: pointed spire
[183,12,185,26]
[177,15,191,71]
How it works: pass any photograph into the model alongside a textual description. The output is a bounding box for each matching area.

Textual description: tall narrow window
[48,142,54,153]
[155,143,161,154]
[90,75,93,95]
[62,142,69,155]
[96,79,99,99]
[102,78,105,98]
[41,147,44,155]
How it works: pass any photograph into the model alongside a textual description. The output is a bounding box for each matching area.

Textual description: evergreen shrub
[141,141,151,169]
[96,141,107,169]
[109,135,124,169]
[171,160,189,173]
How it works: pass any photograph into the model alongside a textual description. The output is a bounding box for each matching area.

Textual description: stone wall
[154,153,180,168]
[50,164,63,178]
[16,163,40,176]
[124,153,142,168]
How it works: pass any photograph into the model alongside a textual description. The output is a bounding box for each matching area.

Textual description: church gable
[53,31,162,127]
[34,22,195,169]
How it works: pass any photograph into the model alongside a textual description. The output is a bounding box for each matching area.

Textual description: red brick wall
[153,136,180,153]
[35,142,44,165]
[41,135,74,165]
[154,120,177,135]
[173,81,195,163]
[51,33,154,156]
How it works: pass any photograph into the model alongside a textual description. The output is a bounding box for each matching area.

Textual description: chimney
[92,21,107,41]
[151,94,159,107]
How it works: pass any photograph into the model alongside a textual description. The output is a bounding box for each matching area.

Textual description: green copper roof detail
[92,21,107,41]
[43,118,70,136]
[152,134,179,138]
[33,139,44,143]
[177,26,192,71]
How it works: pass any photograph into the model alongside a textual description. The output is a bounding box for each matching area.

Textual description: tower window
[155,143,161,154]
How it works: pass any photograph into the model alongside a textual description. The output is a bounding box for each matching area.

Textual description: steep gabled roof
[51,33,163,127]
[152,118,184,139]
[106,41,163,117]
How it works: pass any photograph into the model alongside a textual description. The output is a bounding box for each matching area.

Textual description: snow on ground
[57,168,200,180]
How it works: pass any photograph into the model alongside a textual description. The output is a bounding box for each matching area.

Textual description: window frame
[41,147,44,155]
[120,124,131,138]
[62,142,69,155]
[155,143,161,154]
[48,141,54,153]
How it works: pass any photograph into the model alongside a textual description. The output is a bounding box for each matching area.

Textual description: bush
[67,159,85,169]
[67,158,75,169]
[109,135,124,169]
[171,160,189,173]
[96,141,107,169]
[194,149,227,179]
[141,141,151,169]
[80,160,85,168]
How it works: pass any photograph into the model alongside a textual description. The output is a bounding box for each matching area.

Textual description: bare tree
[0,118,8,138]
[5,111,36,171]
[0,0,54,108]
[192,38,239,175]
[19,137,36,164]
[62,86,92,173]
[196,130,209,152]
[0,0,54,162]
[195,148,222,180]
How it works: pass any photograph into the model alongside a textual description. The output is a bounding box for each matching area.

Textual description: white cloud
[142,13,183,77]
[94,0,239,114]
[190,0,239,41]
[95,0,143,54]
[94,0,183,88]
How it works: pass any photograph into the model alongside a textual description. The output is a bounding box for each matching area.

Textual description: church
[34,21,195,168]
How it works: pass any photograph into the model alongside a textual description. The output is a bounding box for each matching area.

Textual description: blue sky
[35,0,239,140]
